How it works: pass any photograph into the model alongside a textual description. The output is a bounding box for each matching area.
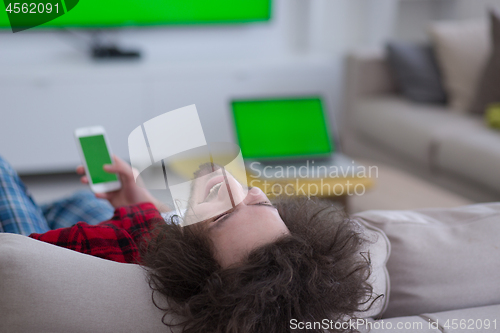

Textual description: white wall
[395,0,500,42]
[452,0,500,19]
[308,0,500,50]
[305,0,500,122]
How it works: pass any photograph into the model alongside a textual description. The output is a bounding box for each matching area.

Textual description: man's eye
[213,212,229,222]
[257,201,275,207]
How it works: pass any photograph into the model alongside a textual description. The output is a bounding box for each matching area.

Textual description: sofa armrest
[345,49,397,107]
[0,233,174,333]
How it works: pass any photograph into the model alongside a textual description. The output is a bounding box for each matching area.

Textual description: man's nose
[242,186,265,204]
[221,175,244,203]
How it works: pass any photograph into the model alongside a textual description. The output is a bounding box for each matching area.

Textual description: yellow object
[485,103,500,130]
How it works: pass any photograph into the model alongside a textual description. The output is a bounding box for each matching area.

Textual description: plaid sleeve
[99,202,162,244]
[29,202,162,263]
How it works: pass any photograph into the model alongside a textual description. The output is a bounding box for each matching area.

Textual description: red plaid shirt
[29,202,161,264]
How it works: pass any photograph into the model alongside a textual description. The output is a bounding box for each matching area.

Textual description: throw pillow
[485,103,500,129]
[386,42,447,104]
[470,10,500,115]
[429,19,490,113]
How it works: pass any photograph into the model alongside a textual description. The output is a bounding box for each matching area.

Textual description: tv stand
[89,31,141,60]
[91,45,141,60]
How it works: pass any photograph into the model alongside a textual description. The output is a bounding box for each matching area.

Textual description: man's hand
[77,155,170,212]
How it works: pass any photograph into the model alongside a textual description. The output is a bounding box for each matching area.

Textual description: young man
[0,154,379,332]
[4,154,500,332]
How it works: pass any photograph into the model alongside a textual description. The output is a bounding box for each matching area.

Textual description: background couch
[344,48,500,203]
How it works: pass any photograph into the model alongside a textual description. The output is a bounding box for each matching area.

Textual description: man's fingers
[94,192,110,200]
[80,176,89,184]
[76,165,85,174]
[103,164,119,173]
[103,155,134,181]
[113,155,133,174]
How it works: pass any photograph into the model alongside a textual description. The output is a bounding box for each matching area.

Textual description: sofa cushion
[362,316,438,333]
[0,233,176,333]
[361,304,500,333]
[435,124,500,192]
[353,96,471,165]
[470,10,500,115]
[386,42,447,104]
[354,203,500,318]
[353,220,391,318]
[429,19,490,113]
[423,304,500,333]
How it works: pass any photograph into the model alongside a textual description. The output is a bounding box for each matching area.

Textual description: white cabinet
[0,75,143,173]
[0,56,336,174]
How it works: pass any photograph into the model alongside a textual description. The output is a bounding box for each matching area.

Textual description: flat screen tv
[0,0,272,30]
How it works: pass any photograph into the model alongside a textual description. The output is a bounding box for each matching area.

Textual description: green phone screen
[79,135,118,184]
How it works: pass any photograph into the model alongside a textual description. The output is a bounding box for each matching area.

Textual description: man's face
[183,164,290,268]
[183,163,247,226]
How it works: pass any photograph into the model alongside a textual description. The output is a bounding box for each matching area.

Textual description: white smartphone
[74,126,122,193]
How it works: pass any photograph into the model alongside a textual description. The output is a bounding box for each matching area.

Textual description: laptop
[231,96,355,179]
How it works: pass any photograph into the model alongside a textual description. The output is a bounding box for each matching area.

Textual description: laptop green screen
[231,97,334,159]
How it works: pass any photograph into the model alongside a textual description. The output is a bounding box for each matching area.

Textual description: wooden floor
[349,159,473,214]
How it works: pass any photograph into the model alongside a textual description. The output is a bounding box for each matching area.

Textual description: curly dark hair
[140,196,378,333]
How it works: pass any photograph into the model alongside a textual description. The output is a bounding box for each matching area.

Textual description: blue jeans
[0,155,114,235]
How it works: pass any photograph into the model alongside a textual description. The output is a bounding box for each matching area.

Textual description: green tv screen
[232,97,335,160]
[0,0,272,29]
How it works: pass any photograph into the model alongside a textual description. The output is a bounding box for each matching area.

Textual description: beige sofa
[2,203,500,332]
[344,49,500,201]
